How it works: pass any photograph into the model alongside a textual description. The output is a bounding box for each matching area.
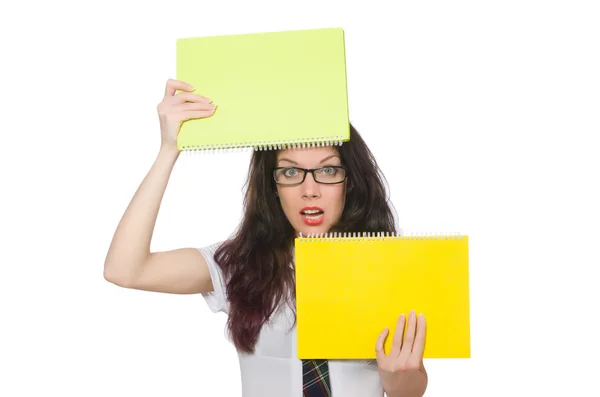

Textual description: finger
[175,102,217,111]
[179,109,216,121]
[389,314,406,357]
[374,326,389,362]
[411,313,427,358]
[399,310,417,360]
[164,78,195,98]
[171,91,212,104]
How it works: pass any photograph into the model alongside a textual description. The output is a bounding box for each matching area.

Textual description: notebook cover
[294,235,470,359]
[175,28,350,151]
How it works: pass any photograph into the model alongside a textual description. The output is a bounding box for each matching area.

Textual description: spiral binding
[180,136,346,153]
[296,231,464,242]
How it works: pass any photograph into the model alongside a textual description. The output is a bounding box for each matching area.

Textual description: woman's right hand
[157,78,216,151]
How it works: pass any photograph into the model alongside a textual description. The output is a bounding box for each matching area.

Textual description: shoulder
[197,240,230,314]
[197,240,225,258]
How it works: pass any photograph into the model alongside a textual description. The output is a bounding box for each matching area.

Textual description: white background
[1,0,599,396]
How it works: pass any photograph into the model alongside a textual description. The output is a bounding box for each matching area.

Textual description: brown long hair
[214,123,397,353]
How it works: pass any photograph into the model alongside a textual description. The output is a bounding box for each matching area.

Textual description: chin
[295,224,331,236]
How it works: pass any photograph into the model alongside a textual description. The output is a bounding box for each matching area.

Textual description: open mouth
[300,207,324,225]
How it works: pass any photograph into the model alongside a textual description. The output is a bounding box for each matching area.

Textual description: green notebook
[175,28,350,152]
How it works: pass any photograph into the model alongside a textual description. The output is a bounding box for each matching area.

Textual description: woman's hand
[375,310,428,397]
[156,78,216,151]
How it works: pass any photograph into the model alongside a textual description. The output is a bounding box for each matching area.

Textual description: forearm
[103,146,180,281]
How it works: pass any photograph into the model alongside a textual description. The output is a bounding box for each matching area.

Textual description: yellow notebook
[294,233,470,359]
[175,28,350,152]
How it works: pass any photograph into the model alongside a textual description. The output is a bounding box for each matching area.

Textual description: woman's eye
[284,168,298,177]
[323,167,335,174]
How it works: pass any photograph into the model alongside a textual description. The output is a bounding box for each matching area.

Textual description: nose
[301,172,321,198]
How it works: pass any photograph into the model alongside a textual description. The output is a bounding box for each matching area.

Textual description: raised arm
[103,79,217,294]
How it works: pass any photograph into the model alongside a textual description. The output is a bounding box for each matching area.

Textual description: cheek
[326,187,346,212]
[277,190,298,211]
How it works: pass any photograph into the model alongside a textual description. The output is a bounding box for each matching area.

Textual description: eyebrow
[278,155,341,166]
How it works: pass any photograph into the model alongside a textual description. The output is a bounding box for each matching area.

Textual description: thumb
[375,326,389,362]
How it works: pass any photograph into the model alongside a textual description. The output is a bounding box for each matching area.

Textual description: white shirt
[198,242,384,397]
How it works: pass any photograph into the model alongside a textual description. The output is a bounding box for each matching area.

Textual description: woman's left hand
[375,310,428,397]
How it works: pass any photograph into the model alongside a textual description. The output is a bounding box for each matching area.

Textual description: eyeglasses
[273,166,347,186]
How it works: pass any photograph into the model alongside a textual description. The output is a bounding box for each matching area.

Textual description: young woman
[104,79,428,397]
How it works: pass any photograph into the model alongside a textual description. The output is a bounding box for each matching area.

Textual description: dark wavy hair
[213,123,397,353]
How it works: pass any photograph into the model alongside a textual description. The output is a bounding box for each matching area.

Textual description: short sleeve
[197,241,229,314]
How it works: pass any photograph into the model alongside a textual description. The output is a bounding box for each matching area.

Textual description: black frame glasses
[273,166,347,186]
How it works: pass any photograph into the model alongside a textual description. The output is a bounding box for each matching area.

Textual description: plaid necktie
[302,359,331,397]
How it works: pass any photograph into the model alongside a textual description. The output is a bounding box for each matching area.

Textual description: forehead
[276,146,340,164]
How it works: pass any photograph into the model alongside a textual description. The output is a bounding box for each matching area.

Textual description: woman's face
[275,146,347,236]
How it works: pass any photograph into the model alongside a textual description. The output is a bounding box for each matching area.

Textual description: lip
[299,206,325,226]
[300,206,324,213]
